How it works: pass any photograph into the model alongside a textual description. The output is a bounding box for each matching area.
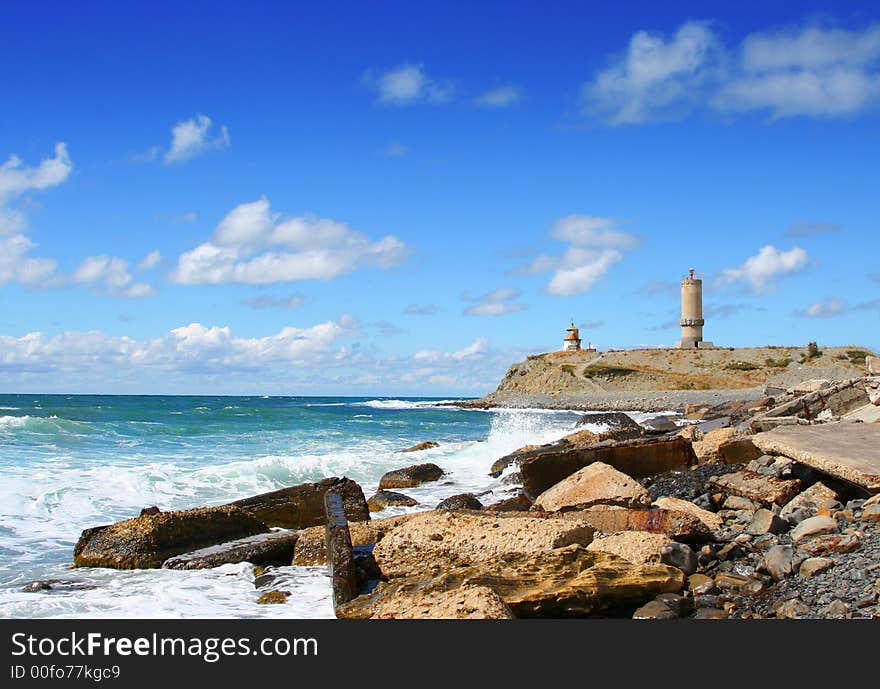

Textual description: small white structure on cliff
[676,268,714,349]
[562,322,582,351]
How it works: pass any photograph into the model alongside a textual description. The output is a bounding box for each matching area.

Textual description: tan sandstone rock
[586,531,672,564]
[371,510,595,578]
[652,497,723,531]
[337,545,684,619]
[351,583,514,619]
[692,427,737,463]
[532,462,651,512]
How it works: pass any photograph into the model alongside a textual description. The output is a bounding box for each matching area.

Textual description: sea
[0,394,664,619]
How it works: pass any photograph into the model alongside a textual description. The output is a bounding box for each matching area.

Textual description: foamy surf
[0,393,649,619]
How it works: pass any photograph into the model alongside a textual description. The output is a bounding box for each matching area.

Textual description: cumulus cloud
[73,255,157,298]
[0,317,358,375]
[716,245,808,292]
[0,235,59,288]
[414,337,490,364]
[172,196,410,285]
[0,143,73,287]
[241,294,305,310]
[164,114,230,164]
[365,63,454,105]
[798,297,849,318]
[583,21,723,124]
[403,303,440,316]
[474,85,522,108]
[583,21,880,123]
[463,287,528,316]
[517,215,638,296]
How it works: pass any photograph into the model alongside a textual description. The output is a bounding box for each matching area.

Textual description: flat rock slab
[338,545,684,619]
[753,422,880,492]
[708,470,801,507]
[372,510,595,578]
[162,530,298,570]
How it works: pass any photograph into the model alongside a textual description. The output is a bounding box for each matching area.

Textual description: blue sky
[1,1,878,395]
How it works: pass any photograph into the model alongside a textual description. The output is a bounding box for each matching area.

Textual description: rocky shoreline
[20,370,880,619]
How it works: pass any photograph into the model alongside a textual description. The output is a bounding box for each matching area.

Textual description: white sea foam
[353,399,461,410]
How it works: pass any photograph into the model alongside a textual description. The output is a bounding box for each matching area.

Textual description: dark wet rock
[436,493,483,511]
[325,492,357,612]
[660,542,698,575]
[484,494,533,512]
[140,506,161,517]
[19,580,96,593]
[231,476,369,529]
[640,463,741,502]
[576,412,643,433]
[162,530,298,570]
[367,490,418,512]
[640,415,678,434]
[399,441,440,453]
[500,471,523,487]
[74,505,269,570]
[379,463,445,489]
[632,599,678,619]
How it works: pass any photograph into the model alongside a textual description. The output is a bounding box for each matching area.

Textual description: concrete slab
[843,404,880,424]
[753,422,880,492]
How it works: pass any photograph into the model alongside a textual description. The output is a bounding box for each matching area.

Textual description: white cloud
[138,250,162,270]
[0,318,357,375]
[517,215,638,296]
[548,215,640,249]
[403,303,439,316]
[463,286,528,316]
[414,337,490,364]
[583,21,723,123]
[164,114,230,164]
[474,85,522,108]
[584,21,880,123]
[73,255,157,298]
[717,245,808,292]
[0,143,72,237]
[799,297,848,318]
[172,196,410,285]
[0,235,59,288]
[366,63,454,105]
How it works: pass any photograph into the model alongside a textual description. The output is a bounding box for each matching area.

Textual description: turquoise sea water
[0,394,602,618]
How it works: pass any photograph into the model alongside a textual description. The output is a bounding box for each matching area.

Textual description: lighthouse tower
[562,322,582,351]
[676,268,713,348]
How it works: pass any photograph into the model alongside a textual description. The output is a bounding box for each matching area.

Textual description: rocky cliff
[468,345,874,411]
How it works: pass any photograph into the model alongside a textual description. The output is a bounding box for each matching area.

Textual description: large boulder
[520,436,697,499]
[74,506,268,569]
[230,477,369,529]
[338,545,684,619]
[291,514,413,566]
[162,530,298,570]
[532,462,651,512]
[484,494,534,512]
[371,510,595,578]
[367,490,417,512]
[575,412,643,435]
[379,463,445,489]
